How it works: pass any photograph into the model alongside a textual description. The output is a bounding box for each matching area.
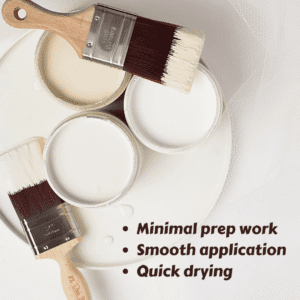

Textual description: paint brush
[2,0,205,93]
[1,137,92,300]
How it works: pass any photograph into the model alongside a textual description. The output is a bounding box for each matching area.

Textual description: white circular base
[0,30,232,269]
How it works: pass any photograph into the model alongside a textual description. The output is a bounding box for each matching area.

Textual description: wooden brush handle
[2,0,95,57]
[56,255,92,300]
[37,238,92,300]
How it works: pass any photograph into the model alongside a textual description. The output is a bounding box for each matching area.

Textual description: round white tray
[0,30,232,269]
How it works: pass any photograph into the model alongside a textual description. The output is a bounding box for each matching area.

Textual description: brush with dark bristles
[1,137,92,300]
[2,0,205,93]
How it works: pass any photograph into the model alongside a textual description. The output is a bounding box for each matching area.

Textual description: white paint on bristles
[162,27,205,93]
[1,138,46,194]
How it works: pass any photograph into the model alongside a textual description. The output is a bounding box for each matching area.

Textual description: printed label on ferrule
[83,4,137,69]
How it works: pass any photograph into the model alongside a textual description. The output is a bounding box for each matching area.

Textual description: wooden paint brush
[2,0,205,93]
[1,137,92,300]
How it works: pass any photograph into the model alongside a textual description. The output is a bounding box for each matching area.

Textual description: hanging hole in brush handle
[2,0,59,28]
[14,7,26,20]
[2,0,95,57]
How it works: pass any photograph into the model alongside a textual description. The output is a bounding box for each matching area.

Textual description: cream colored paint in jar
[35,32,131,110]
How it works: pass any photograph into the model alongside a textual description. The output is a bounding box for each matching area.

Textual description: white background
[1,0,300,299]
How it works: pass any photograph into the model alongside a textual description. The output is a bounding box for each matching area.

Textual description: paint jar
[43,112,141,208]
[35,32,131,111]
[124,63,224,154]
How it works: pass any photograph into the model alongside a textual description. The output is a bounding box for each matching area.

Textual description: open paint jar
[35,32,131,111]
[43,112,141,208]
[124,63,224,154]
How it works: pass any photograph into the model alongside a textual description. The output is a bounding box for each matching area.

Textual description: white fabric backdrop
[0,0,300,299]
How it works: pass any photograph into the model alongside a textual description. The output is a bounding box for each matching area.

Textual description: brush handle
[2,0,94,57]
[36,238,92,300]
[56,255,92,300]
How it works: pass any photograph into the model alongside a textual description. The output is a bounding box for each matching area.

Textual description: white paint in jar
[124,63,223,154]
[44,112,140,207]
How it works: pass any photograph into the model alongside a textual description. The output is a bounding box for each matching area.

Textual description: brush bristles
[2,138,64,220]
[9,181,64,220]
[124,17,205,93]
[124,17,178,84]
[162,27,205,92]
[3,138,46,194]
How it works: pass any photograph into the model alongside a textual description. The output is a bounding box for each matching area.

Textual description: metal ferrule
[83,3,137,69]
[21,203,81,256]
